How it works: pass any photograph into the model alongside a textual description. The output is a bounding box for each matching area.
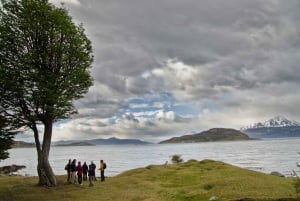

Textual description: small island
[159,128,251,144]
[12,141,35,148]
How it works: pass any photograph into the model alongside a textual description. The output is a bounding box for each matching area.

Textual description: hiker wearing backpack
[99,160,106,182]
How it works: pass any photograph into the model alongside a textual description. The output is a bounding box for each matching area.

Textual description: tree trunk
[37,154,56,186]
[33,121,57,186]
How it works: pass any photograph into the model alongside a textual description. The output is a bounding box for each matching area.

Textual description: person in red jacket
[77,161,83,185]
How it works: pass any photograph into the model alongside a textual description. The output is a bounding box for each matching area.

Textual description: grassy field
[0,159,298,201]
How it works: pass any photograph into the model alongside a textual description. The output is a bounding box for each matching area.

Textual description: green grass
[0,159,297,201]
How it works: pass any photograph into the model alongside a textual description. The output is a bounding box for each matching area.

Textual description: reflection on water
[1,138,299,177]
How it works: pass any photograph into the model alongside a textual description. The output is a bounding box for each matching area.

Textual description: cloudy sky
[19,0,300,143]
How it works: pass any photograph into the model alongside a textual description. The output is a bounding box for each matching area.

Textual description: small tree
[0,0,93,186]
[171,154,183,164]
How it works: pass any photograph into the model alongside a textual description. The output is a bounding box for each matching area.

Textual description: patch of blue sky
[113,92,201,120]
[171,103,200,117]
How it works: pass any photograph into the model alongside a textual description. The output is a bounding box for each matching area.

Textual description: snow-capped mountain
[241,116,300,130]
[241,116,300,138]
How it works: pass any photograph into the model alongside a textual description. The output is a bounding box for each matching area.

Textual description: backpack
[103,163,107,169]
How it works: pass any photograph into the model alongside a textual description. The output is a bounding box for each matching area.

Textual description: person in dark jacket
[70,159,77,184]
[77,161,83,185]
[90,161,96,181]
[82,161,88,181]
[65,159,72,183]
[88,161,95,186]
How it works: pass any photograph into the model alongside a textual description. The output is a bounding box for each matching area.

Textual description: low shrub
[171,154,183,163]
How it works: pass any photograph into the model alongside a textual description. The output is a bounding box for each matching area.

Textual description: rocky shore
[0,165,26,175]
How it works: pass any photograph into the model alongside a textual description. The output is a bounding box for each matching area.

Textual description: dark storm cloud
[61,0,300,97]
[44,0,300,142]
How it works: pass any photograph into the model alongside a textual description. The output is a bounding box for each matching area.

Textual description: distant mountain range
[159,128,251,144]
[53,137,150,145]
[53,137,151,146]
[13,137,151,148]
[241,116,300,138]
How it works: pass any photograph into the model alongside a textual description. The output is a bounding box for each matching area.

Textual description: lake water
[1,138,300,177]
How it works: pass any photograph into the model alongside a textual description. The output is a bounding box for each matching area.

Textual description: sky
[18,0,300,143]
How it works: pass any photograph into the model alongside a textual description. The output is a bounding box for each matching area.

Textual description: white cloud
[129,103,149,109]
[131,110,163,118]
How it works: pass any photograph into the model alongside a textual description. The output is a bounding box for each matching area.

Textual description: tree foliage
[0,0,93,123]
[0,0,93,186]
[0,115,16,161]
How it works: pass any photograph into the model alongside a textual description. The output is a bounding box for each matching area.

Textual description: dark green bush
[171,154,183,163]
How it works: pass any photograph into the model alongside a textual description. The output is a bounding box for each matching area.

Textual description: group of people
[65,159,106,186]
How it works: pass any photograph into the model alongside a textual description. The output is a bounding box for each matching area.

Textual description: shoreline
[0,160,290,179]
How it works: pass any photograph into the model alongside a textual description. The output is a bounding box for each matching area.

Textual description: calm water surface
[1,138,300,177]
